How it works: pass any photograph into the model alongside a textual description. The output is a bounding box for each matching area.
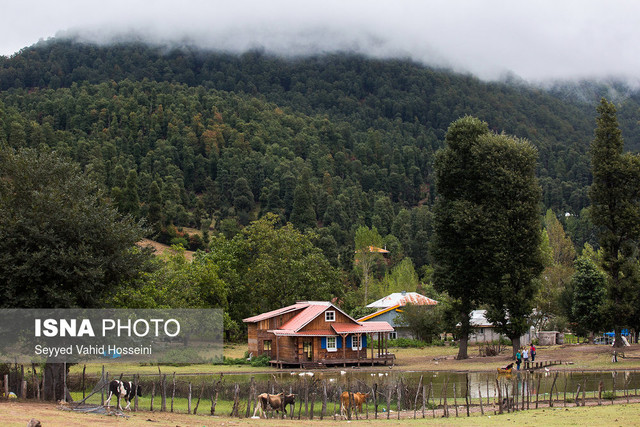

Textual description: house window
[327,336,337,352]
[389,332,397,340]
[325,311,336,322]
[352,335,362,350]
[478,328,484,334]
[263,340,272,351]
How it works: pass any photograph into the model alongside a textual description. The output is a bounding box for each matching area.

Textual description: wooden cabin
[243,301,395,368]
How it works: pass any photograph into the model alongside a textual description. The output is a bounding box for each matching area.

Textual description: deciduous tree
[432,116,543,359]
[0,147,151,401]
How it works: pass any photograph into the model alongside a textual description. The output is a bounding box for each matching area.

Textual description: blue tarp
[604,329,629,337]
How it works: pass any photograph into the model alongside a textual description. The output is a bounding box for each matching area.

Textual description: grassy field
[66,342,640,378]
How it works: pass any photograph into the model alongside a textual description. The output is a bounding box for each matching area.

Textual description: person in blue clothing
[515,348,522,370]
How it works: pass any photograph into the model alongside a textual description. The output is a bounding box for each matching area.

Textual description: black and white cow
[105,379,142,411]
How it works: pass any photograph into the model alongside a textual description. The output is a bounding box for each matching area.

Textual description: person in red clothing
[530,343,536,362]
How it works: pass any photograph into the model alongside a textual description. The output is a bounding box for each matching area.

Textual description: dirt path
[3,396,640,427]
[393,343,640,372]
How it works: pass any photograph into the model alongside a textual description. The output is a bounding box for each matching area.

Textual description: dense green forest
[2,38,640,336]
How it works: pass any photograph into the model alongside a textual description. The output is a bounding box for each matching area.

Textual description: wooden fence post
[422,384,427,418]
[161,374,166,412]
[466,373,470,416]
[150,381,155,411]
[171,372,176,413]
[453,382,458,417]
[478,385,484,415]
[100,366,104,406]
[442,378,449,417]
[194,381,205,415]
[304,377,309,418]
[373,382,379,419]
[321,380,327,420]
[413,375,423,419]
[598,380,603,405]
[133,374,139,412]
[429,381,435,419]
[245,377,254,418]
[188,382,192,414]
[386,385,391,420]
[211,377,220,416]
[549,372,559,408]
[505,383,510,413]
[82,365,86,400]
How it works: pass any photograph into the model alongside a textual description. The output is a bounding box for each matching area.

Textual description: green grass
[70,391,236,414]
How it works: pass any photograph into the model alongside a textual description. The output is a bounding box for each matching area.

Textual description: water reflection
[210,368,640,399]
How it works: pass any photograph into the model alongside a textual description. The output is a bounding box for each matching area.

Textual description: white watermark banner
[0,309,223,364]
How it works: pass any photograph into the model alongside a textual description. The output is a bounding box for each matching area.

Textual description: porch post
[342,334,347,367]
[370,333,374,366]
[276,335,280,368]
[385,332,388,362]
[357,333,361,367]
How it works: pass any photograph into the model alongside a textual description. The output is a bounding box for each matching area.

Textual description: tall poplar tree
[354,225,384,305]
[432,116,543,359]
[588,98,640,347]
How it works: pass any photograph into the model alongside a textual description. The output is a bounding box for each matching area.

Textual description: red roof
[244,301,394,337]
[332,322,395,334]
[279,304,329,331]
[270,329,335,336]
[242,302,309,323]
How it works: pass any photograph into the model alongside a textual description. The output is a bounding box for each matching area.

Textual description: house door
[303,341,313,361]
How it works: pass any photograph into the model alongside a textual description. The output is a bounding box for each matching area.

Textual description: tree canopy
[0,147,151,308]
[432,116,543,358]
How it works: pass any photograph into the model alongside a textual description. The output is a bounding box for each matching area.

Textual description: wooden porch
[269,353,395,369]
[269,331,395,369]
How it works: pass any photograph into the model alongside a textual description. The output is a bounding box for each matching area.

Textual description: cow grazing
[253,392,296,418]
[340,391,370,418]
[105,379,142,411]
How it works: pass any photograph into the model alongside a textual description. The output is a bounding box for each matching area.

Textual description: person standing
[530,343,536,362]
[522,347,529,368]
[515,348,522,370]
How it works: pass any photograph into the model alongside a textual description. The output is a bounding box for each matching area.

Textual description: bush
[391,337,427,348]
[250,354,271,367]
[170,237,189,248]
[602,391,615,400]
[218,352,270,367]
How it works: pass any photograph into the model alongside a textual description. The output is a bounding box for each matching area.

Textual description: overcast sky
[1,0,639,83]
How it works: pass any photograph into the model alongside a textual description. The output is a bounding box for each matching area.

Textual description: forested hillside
[2,38,638,269]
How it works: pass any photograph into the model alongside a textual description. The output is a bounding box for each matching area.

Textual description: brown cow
[340,391,370,418]
[253,392,296,418]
